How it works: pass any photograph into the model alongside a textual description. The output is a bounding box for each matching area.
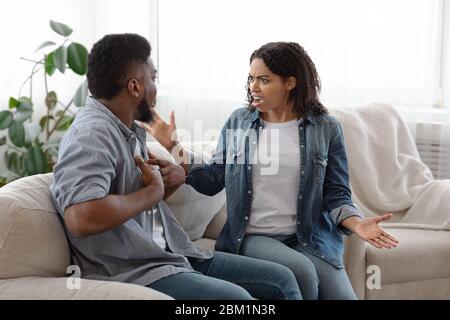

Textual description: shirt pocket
[313,156,328,184]
[226,147,242,176]
[227,130,247,175]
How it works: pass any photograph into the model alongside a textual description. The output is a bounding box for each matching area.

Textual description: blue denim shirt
[186,107,363,268]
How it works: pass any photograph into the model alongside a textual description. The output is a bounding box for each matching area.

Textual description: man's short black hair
[87,33,151,100]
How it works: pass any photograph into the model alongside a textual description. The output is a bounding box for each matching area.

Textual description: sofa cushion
[0,276,173,300]
[366,228,450,285]
[147,141,226,241]
[0,174,70,279]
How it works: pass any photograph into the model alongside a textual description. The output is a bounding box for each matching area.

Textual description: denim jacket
[186,107,363,268]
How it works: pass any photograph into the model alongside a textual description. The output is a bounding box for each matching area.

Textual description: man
[50,33,301,300]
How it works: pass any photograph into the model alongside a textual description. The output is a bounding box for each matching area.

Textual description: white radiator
[414,122,450,179]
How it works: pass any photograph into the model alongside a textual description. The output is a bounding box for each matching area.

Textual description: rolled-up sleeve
[185,119,228,196]
[323,121,363,235]
[330,204,363,235]
[50,124,117,215]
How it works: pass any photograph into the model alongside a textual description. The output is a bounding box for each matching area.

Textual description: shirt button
[301,171,304,175]
[299,195,302,199]
[248,190,252,194]
[244,216,249,220]
[321,255,326,259]
[237,238,241,242]
[302,243,307,247]
[253,141,256,145]
[300,126,303,130]
[300,145,304,148]
[297,221,300,225]
[248,166,251,170]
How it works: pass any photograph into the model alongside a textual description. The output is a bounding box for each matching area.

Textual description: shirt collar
[86,96,146,142]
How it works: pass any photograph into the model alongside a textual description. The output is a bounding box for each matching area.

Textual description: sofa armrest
[344,234,367,300]
[0,276,173,300]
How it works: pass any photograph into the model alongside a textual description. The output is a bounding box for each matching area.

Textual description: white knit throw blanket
[330,104,450,230]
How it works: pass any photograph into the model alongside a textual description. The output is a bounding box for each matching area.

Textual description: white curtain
[0,0,156,109]
[157,0,443,123]
[157,0,450,179]
[0,0,157,174]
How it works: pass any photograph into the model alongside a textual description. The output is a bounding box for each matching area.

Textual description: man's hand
[134,154,164,191]
[347,214,400,249]
[146,157,186,188]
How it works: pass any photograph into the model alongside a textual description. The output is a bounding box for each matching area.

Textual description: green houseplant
[0,20,88,187]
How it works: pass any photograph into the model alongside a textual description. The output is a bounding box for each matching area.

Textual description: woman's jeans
[240,234,357,300]
[148,251,302,300]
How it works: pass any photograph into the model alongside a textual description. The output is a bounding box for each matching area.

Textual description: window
[157,0,448,111]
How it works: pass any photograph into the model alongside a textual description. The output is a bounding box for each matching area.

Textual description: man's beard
[136,97,156,123]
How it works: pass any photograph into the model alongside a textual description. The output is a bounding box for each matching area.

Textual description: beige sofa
[1,142,450,299]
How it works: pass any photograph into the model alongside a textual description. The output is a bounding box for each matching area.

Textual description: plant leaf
[9,97,19,109]
[0,136,6,146]
[18,96,33,109]
[0,176,7,187]
[56,115,74,131]
[39,115,54,130]
[8,120,25,147]
[50,20,73,37]
[45,91,58,109]
[35,41,56,52]
[45,52,56,76]
[15,97,34,122]
[0,111,13,130]
[53,46,67,73]
[67,42,88,75]
[24,123,41,144]
[74,81,88,106]
[6,151,20,174]
[24,144,48,175]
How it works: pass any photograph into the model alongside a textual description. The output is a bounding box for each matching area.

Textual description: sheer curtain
[0,0,157,173]
[0,0,156,109]
[157,0,450,178]
[157,0,443,127]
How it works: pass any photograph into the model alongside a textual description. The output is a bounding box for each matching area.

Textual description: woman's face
[248,58,295,113]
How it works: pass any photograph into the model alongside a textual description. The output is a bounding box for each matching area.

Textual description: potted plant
[0,20,88,187]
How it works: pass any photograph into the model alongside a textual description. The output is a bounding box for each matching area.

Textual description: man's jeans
[240,234,357,300]
[148,251,302,300]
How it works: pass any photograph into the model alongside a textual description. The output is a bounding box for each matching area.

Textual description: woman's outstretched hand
[140,110,178,152]
[353,213,399,249]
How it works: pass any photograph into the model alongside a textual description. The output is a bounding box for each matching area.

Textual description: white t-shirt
[246,118,300,235]
[134,142,168,250]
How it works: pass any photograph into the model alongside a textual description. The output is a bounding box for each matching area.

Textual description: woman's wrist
[340,216,364,233]
[166,140,180,153]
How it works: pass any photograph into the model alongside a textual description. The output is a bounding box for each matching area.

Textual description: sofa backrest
[0,173,70,279]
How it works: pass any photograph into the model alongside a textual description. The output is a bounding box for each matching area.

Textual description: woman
[145,42,399,300]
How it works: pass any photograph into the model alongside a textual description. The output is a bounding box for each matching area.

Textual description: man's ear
[286,76,297,91]
[128,79,140,98]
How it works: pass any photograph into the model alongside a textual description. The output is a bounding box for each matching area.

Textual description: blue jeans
[240,234,357,300]
[148,251,302,300]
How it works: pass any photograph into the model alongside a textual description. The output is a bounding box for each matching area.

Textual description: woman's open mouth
[252,96,265,107]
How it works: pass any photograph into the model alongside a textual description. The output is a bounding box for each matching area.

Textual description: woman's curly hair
[246,42,328,116]
[87,33,151,100]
